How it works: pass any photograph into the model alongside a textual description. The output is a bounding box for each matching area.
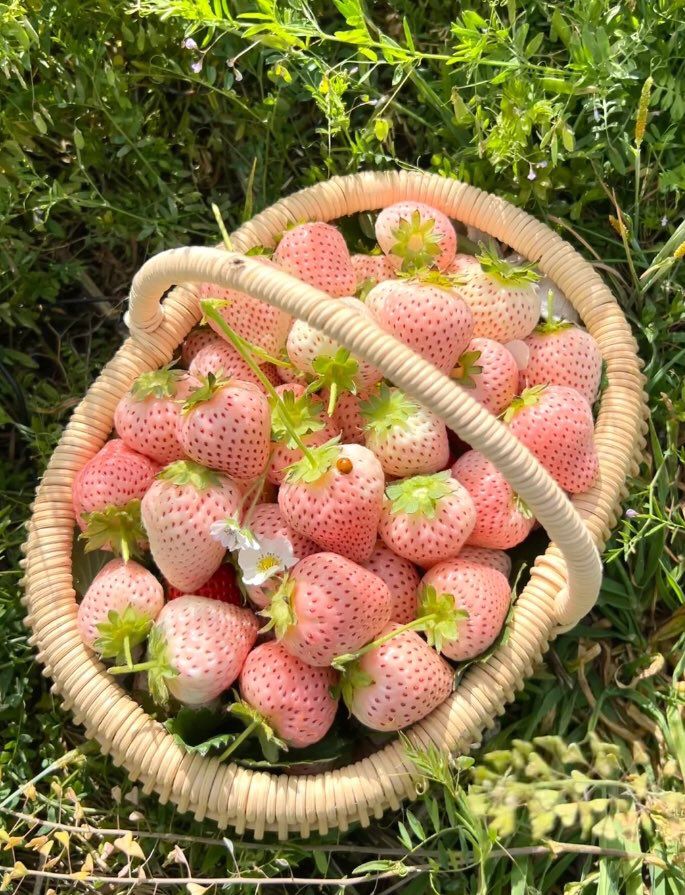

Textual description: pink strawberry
[114,368,197,466]
[124,596,258,705]
[445,253,478,275]
[181,326,223,367]
[73,439,159,559]
[164,564,242,606]
[504,385,599,493]
[201,258,292,357]
[189,339,273,389]
[341,624,453,731]
[286,296,383,397]
[262,552,391,666]
[273,222,356,297]
[365,276,473,373]
[519,319,602,404]
[279,442,384,563]
[245,503,319,608]
[451,451,535,549]
[78,558,164,662]
[375,201,457,272]
[420,558,511,660]
[458,546,512,578]
[350,252,395,287]
[177,374,270,479]
[239,642,338,748]
[378,471,476,568]
[361,542,420,625]
[451,337,519,415]
[140,460,242,592]
[329,389,367,444]
[267,384,340,486]
[454,250,540,342]
[361,384,449,477]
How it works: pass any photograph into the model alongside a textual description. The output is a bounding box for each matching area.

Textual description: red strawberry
[189,339,273,389]
[124,596,258,705]
[73,439,159,559]
[267,384,340,486]
[361,542,420,625]
[181,326,222,367]
[286,296,383,396]
[78,558,164,662]
[341,624,453,730]
[350,252,396,287]
[245,503,319,608]
[164,564,242,605]
[378,471,476,568]
[262,552,392,667]
[201,258,292,356]
[141,460,242,592]
[450,337,519,416]
[454,250,540,342]
[239,642,339,748]
[458,546,512,578]
[375,201,457,272]
[114,368,197,465]
[420,558,511,660]
[519,319,602,404]
[504,385,599,493]
[279,442,384,563]
[366,276,473,373]
[451,451,535,549]
[361,384,449,477]
[273,222,356,297]
[330,389,367,444]
[177,374,270,479]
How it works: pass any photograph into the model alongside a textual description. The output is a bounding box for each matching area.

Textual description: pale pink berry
[361,542,420,624]
[451,337,519,415]
[520,322,602,404]
[273,222,356,297]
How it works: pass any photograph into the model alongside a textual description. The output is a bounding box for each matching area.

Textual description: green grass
[1,0,684,892]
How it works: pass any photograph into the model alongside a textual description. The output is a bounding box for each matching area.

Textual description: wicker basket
[22,171,647,839]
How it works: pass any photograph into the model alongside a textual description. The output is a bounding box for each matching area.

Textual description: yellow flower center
[257,554,280,573]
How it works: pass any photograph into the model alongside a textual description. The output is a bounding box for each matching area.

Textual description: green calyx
[501,385,547,423]
[79,499,145,562]
[514,494,533,519]
[390,209,442,272]
[535,289,574,335]
[270,389,325,448]
[476,244,540,287]
[157,459,220,490]
[109,625,177,707]
[417,585,469,654]
[385,470,454,519]
[397,268,463,290]
[337,661,375,712]
[356,277,377,302]
[94,605,154,665]
[257,575,297,639]
[181,372,229,414]
[130,365,184,401]
[285,437,341,485]
[360,384,418,437]
[309,348,360,415]
[450,350,483,388]
[221,700,287,763]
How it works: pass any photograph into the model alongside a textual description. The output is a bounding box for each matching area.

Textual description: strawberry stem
[109,659,158,675]
[212,202,234,252]
[331,614,440,671]
[201,300,316,467]
[217,719,260,762]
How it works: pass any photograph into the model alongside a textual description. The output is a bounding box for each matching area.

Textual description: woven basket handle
[127,246,601,628]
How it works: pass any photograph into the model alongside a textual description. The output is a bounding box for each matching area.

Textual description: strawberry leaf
[385,470,454,519]
[157,460,220,490]
[79,499,146,563]
[360,384,418,437]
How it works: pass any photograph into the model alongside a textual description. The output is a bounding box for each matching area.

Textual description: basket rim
[22,170,647,839]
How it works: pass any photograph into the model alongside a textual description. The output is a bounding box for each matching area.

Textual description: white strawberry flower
[238,536,297,586]
[209,517,259,552]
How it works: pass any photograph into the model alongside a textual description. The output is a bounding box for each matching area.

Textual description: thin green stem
[326,381,338,416]
[212,203,234,251]
[217,719,260,762]
[109,659,157,676]
[123,636,133,671]
[333,615,440,668]
[201,300,316,466]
